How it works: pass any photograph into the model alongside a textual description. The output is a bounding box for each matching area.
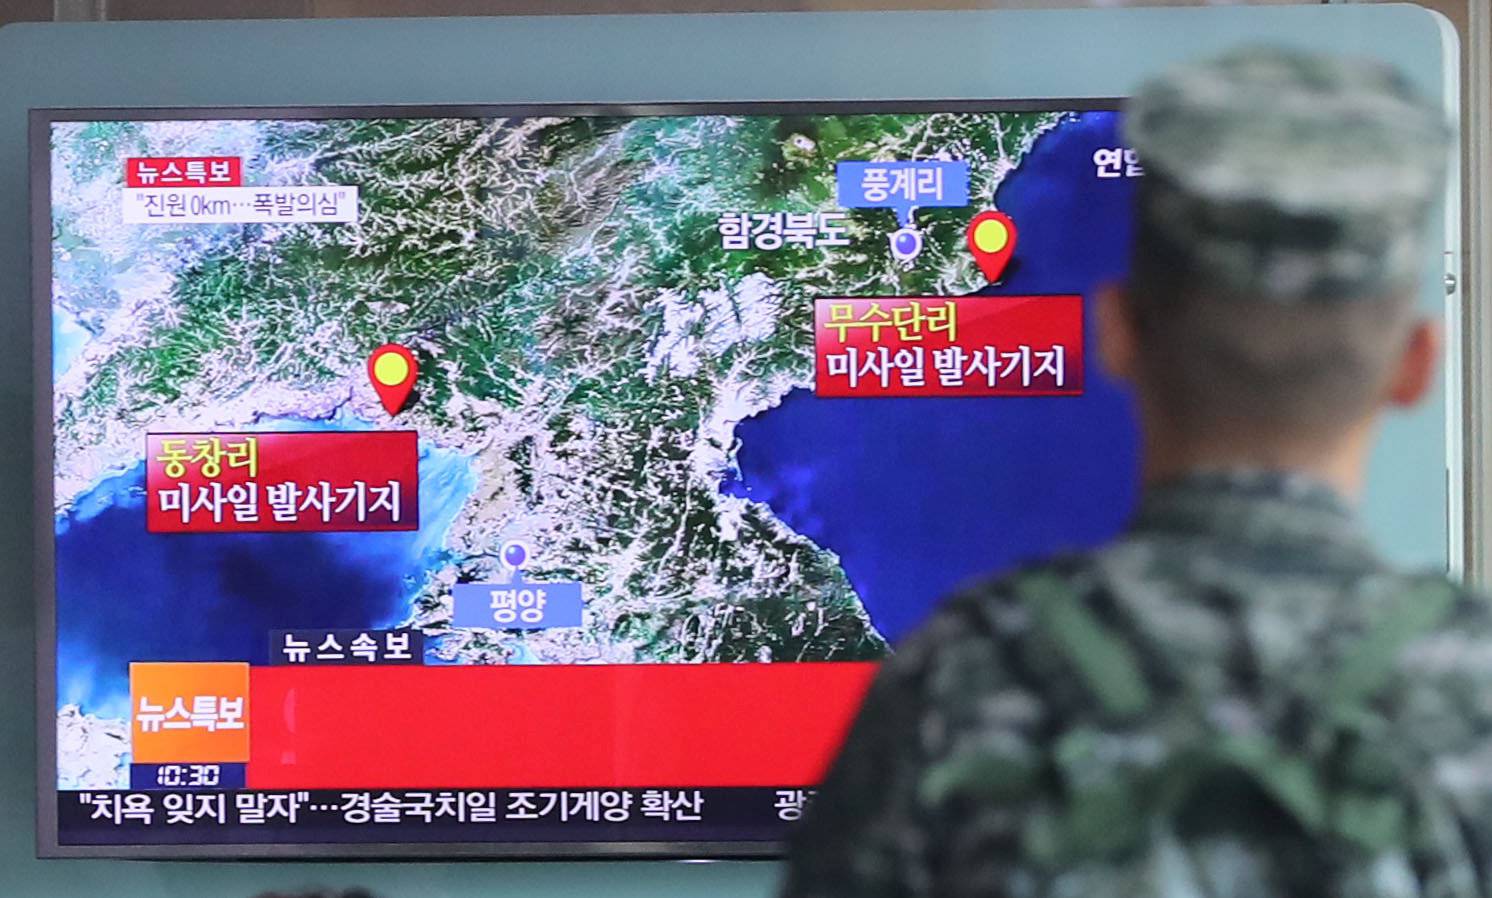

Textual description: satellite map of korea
[50,109,1139,790]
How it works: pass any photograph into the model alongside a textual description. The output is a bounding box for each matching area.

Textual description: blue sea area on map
[725,111,1142,644]
[53,309,90,380]
[54,415,475,719]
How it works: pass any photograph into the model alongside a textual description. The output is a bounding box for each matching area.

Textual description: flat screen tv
[35,100,1138,858]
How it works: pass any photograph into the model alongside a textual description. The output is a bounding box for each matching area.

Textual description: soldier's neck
[1142,420,1374,503]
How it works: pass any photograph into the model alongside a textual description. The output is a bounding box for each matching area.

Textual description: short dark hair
[1127,186,1419,440]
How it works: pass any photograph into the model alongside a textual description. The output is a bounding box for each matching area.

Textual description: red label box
[814,295,1084,398]
[145,431,419,534]
[126,156,243,188]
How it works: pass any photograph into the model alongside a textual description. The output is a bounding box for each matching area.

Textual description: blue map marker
[450,541,584,630]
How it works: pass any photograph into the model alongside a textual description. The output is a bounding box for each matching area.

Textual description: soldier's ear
[1385,317,1440,408]
[1097,283,1139,384]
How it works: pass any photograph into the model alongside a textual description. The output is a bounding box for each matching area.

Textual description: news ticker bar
[58,787,817,845]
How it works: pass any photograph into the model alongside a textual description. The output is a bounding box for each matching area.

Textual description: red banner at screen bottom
[246,662,879,789]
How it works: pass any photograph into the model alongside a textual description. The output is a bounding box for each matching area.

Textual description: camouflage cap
[1123,47,1452,303]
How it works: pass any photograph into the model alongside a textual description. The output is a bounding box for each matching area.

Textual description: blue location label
[451,576,584,630]
[835,160,970,226]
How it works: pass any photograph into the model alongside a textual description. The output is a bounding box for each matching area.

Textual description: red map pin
[967,211,1018,284]
[368,344,418,416]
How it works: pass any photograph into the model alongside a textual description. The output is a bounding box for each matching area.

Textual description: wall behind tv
[0,7,1456,896]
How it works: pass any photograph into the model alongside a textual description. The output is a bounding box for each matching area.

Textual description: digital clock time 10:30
[156,764,221,788]
[128,762,247,791]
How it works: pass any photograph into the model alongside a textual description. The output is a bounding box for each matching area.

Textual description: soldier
[781,48,1477,898]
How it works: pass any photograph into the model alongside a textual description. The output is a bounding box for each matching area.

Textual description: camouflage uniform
[1125,47,1450,304]
[782,471,1492,897]
[780,51,1471,898]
